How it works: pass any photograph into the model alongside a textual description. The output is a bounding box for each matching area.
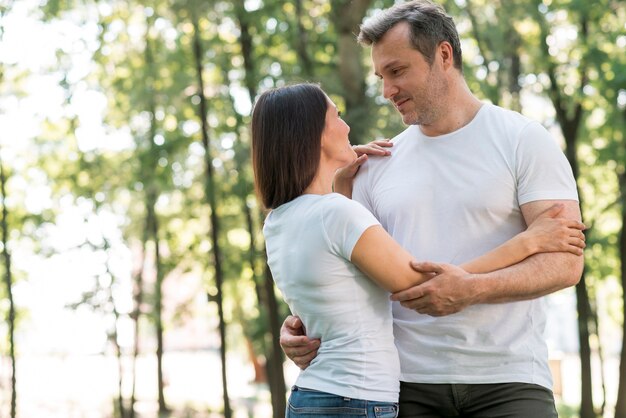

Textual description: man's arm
[391,199,584,316]
[476,199,584,299]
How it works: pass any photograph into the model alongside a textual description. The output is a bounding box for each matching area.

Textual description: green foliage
[3,0,625,415]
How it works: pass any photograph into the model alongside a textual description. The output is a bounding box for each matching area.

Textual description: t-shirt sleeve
[515,121,579,205]
[321,194,381,260]
[353,167,376,216]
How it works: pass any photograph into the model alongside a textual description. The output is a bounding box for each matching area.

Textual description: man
[280,1,584,416]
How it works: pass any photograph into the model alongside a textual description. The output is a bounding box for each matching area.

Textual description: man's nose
[382,79,398,100]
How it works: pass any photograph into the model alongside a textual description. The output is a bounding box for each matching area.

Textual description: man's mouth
[394,98,410,109]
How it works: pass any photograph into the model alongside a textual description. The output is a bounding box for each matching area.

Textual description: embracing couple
[251,1,585,417]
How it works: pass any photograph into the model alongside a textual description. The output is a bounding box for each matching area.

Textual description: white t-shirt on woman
[264,193,400,402]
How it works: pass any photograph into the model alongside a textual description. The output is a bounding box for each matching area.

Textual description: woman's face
[320,98,356,167]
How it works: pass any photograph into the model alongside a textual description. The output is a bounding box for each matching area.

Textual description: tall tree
[0,3,16,417]
[445,0,524,111]
[231,2,287,415]
[596,4,626,415]
[330,0,374,144]
[190,7,232,418]
[129,234,147,418]
[533,4,595,416]
[0,157,16,418]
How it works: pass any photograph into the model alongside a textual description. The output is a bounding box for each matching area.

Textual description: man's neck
[420,80,483,137]
[421,100,482,137]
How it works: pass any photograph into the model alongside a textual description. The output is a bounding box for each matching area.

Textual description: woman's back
[264,193,400,402]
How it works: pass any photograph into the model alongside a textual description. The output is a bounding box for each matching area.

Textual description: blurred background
[0,0,624,417]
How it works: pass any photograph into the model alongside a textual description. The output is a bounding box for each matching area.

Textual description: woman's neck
[303,165,334,195]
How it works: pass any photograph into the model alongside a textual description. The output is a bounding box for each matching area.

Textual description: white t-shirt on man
[353,103,578,390]
[264,193,400,402]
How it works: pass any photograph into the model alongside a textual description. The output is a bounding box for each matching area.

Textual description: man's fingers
[391,285,425,302]
[286,315,302,329]
[280,334,314,348]
[293,349,319,370]
[410,261,445,275]
[282,337,320,355]
[281,315,305,337]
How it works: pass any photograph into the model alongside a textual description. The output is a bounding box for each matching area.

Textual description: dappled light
[0,0,624,418]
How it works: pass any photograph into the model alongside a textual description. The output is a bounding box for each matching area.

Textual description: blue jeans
[286,385,399,417]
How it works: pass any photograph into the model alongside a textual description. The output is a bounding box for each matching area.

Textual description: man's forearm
[471,251,584,304]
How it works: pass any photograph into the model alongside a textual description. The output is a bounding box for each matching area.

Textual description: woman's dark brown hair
[251,83,328,209]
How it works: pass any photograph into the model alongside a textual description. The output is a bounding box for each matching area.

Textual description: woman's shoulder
[321,193,378,224]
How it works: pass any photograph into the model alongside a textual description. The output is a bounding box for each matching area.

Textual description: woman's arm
[351,225,429,293]
[461,203,586,274]
[351,204,584,292]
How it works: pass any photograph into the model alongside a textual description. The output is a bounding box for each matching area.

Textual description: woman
[251,83,585,417]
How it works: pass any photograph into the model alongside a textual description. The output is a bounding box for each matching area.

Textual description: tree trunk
[535,8,596,414]
[561,110,596,418]
[263,263,287,417]
[130,229,148,418]
[563,110,596,418]
[330,0,372,144]
[233,4,287,416]
[614,172,626,418]
[575,274,595,418]
[148,195,167,414]
[191,15,232,418]
[110,306,126,418]
[585,286,607,416]
[294,0,313,78]
[0,158,17,418]
[504,26,521,112]
[143,14,168,414]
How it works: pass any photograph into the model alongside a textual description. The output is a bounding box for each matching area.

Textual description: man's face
[372,22,448,126]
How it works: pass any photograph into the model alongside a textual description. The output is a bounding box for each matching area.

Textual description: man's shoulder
[477,104,549,146]
[483,103,537,128]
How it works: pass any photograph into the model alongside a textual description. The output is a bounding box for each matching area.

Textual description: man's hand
[279,315,320,370]
[334,139,392,198]
[390,262,478,316]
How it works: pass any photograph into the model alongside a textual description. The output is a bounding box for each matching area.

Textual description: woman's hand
[524,204,586,255]
[352,139,393,157]
[333,139,392,198]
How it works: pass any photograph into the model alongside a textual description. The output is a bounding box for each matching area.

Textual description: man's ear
[438,41,454,70]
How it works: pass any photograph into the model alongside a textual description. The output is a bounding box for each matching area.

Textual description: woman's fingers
[562,219,586,230]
